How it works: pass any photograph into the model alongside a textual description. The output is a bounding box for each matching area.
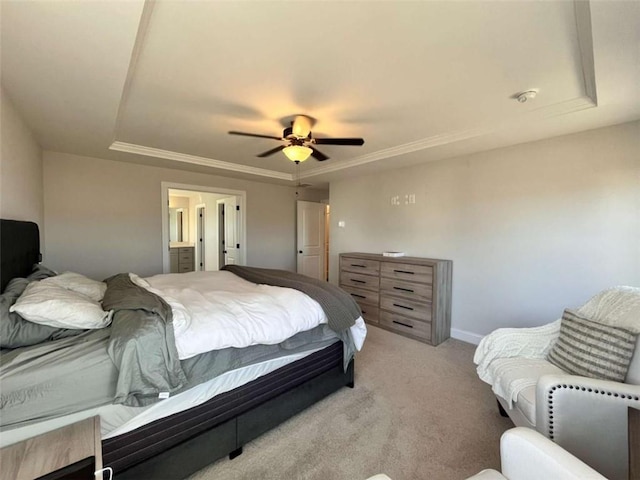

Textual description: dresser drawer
[179,253,193,263]
[179,247,193,254]
[379,310,431,341]
[380,277,432,303]
[341,285,379,306]
[358,305,379,325]
[178,264,193,272]
[381,262,433,284]
[380,296,432,322]
[340,271,379,292]
[340,257,380,277]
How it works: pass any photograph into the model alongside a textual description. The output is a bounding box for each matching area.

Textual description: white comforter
[134,271,364,360]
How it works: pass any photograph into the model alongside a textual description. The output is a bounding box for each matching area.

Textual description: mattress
[0,321,349,443]
[0,344,329,447]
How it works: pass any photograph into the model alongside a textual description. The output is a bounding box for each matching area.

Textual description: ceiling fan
[228,115,364,162]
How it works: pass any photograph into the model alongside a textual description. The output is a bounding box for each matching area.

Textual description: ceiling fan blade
[310,147,329,161]
[256,145,286,157]
[313,137,365,146]
[228,131,282,140]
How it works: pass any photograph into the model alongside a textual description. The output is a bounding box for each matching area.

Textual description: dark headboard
[1,219,41,292]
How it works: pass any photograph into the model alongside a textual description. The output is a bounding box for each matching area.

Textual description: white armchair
[467,427,606,480]
[474,286,640,480]
[369,429,606,480]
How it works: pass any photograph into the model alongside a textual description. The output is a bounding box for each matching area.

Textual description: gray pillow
[0,275,84,349]
[547,309,638,382]
[27,264,58,282]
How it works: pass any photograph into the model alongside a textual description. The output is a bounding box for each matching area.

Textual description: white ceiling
[2,1,639,188]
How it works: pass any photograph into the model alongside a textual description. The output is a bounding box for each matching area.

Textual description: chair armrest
[500,428,606,480]
[536,374,640,480]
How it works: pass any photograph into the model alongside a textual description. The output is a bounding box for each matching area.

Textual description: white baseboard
[450,328,484,345]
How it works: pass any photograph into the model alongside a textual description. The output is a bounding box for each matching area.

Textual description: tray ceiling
[2,1,638,187]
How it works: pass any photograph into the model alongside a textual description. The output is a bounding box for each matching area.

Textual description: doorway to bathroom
[161,182,246,274]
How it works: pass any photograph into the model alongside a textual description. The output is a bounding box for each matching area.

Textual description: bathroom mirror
[169,208,187,243]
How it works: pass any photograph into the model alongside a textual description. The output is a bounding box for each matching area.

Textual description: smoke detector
[516,90,538,103]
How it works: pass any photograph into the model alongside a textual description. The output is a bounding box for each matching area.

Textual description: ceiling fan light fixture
[283,145,312,162]
[292,115,312,138]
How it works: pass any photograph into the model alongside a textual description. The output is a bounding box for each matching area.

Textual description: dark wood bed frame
[1,219,355,479]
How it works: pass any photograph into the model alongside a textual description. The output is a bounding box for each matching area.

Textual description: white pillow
[10,281,112,329]
[43,272,106,302]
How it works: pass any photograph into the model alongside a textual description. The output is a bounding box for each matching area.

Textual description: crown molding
[301,95,597,179]
[300,125,495,178]
[109,141,293,181]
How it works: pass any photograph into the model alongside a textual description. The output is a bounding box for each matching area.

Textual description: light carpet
[189,325,513,480]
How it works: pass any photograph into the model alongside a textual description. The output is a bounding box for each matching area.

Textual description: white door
[297,201,326,280]
[221,196,240,266]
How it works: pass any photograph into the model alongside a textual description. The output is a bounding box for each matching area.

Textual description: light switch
[338,220,346,228]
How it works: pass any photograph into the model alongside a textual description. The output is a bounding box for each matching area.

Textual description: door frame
[216,196,241,267]
[161,182,246,273]
[195,204,206,271]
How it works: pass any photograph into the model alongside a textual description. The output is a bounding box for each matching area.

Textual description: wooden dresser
[339,253,452,345]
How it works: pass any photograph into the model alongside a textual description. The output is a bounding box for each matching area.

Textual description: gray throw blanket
[222,265,361,332]
[103,274,187,406]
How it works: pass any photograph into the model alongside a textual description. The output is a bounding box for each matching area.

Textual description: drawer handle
[394,269,415,275]
[350,264,367,268]
[393,286,415,293]
[351,293,366,299]
[351,279,366,284]
[393,303,414,311]
[393,320,413,329]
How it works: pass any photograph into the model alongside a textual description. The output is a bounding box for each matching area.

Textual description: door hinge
[236,205,240,211]
[236,243,240,248]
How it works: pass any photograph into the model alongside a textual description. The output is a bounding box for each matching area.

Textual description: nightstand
[0,416,103,480]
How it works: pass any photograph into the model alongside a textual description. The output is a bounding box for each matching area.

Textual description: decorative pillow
[547,309,638,382]
[0,277,84,348]
[10,281,112,329]
[43,271,106,302]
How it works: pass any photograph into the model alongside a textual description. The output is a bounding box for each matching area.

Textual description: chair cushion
[547,309,637,382]
[486,357,565,411]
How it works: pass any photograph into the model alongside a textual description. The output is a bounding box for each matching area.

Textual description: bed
[0,219,363,479]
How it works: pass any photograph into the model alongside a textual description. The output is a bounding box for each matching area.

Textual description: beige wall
[330,121,640,341]
[0,87,44,230]
[43,151,309,279]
